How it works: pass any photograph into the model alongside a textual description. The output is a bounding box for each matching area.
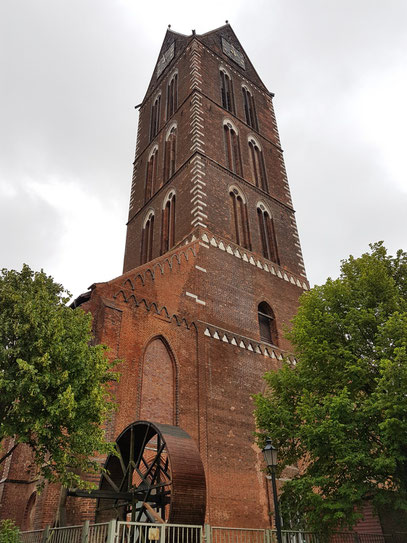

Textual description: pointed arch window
[145,146,158,202]
[161,191,176,254]
[140,211,155,265]
[257,203,279,264]
[224,122,242,176]
[229,187,251,250]
[166,72,178,120]
[249,138,268,192]
[164,125,177,181]
[242,86,258,130]
[220,69,235,113]
[258,302,277,345]
[150,94,161,141]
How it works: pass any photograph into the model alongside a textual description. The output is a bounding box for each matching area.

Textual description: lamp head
[262,437,278,468]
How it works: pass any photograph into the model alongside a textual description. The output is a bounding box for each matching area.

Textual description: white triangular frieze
[204,328,211,337]
[213,331,220,340]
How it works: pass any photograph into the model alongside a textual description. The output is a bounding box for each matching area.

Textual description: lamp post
[262,438,283,543]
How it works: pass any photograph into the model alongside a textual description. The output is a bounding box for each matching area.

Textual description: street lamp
[262,438,283,543]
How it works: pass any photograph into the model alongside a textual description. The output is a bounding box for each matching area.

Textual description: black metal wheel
[95,421,206,525]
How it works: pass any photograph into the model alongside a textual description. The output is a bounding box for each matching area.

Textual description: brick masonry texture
[2,24,380,534]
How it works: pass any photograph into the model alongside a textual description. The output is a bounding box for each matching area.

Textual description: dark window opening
[258,302,277,345]
[140,213,155,265]
[242,87,258,130]
[150,95,161,141]
[257,206,279,264]
[249,139,268,192]
[220,70,235,113]
[229,189,251,250]
[224,123,242,176]
[161,192,176,254]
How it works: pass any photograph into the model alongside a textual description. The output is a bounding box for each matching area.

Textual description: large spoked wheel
[95,421,206,525]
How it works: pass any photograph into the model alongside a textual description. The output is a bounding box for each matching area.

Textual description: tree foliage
[254,242,407,533]
[0,265,118,488]
[0,520,19,543]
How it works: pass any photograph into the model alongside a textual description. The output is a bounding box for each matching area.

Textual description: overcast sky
[1,0,406,298]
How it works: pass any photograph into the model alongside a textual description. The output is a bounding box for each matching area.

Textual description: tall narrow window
[166,72,178,120]
[242,86,258,130]
[258,302,278,345]
[257,203,279,264]
[220,69,235,113]
[161,191,176,254]
[224,122,242,176]
[229,187,251,250]
[144,146,158,202]
[150,94,161,141]
[164,125,177,181]
[140,211,155,265]
[249,138,268,192]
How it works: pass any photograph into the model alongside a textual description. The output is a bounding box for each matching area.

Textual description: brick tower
[0,25,309,529]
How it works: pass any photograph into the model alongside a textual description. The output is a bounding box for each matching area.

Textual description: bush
[0,520,20,543]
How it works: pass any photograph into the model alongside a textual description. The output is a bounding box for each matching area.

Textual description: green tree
[254,242,407,534]
[0,264,118,488]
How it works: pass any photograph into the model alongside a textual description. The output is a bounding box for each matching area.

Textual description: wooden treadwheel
[95,421,206,525]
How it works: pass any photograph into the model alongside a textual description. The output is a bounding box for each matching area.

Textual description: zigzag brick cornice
[119,243,198,290]
[200,321,297,365]
[113,289,197,331]
[182,227,309,289]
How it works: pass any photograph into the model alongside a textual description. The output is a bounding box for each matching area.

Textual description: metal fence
[19,522,407,543]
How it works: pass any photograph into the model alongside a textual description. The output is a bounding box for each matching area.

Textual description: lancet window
[150,94,161,141]
[224,121,242,176]
[164,125,177,181]
[220,69,235,113]
[229,187,251,250]
[161,191,176,254]
[242,86,258,130]
[258,302,278,345]
[145,146,158,202]
[140,211,155,265]
[257,203,279,264]
[166,72,178,120]
[249,138,268,192]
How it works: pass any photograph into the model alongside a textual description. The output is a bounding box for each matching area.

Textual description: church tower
[0,25,309,529]
[116,23,308,527]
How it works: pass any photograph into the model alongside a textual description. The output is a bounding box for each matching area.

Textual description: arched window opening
[139,337,176,425]
[161,192,176,254]
[220,70,235,113]
[166,73,178,120]
[22,492,37,531]
[229,188,251,250]
[258,302,277,345]
[242,87,258,130]
[249,139,268,192]
[164,126,177,181]
[224,122,242,176]
[150,94,161,141]
[257,204,279,264]
[145,147,158,202]
[140,212,155,265]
